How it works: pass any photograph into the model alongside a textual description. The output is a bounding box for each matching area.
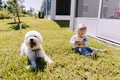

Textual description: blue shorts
[74,47,93,56]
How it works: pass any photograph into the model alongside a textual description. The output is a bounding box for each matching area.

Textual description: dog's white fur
[21,30,54,67]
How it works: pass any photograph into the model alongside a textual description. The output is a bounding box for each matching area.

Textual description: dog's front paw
[26,65,35,71]
[20,53,25,56]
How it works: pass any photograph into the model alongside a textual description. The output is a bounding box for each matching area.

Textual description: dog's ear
[38,33,43,44]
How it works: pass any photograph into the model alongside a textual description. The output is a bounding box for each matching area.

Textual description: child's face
[77,29,87,37]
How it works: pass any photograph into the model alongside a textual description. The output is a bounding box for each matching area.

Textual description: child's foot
[91,50,96,57]
[102,49,107,53]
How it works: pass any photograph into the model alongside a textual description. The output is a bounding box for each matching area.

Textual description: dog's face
[24,31,43,50]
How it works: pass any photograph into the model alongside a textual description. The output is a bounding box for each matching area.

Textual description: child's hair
[76,24,87,32]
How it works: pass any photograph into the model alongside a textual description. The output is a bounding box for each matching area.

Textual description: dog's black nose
[30,39,33,42]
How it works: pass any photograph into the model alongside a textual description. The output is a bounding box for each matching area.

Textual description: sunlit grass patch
[0,17,120,80]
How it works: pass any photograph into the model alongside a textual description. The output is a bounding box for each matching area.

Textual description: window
[56,0,71,15]
[101,0,120,19]
[76,0,100,18]
[83,4,88,13]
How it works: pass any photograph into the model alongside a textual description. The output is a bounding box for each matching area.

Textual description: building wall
[97,19,120,44]
[48,0,71,20]
[74,0,120,45]
[49,0,120,45]
[75,18,120,44]
[74,18,98,37]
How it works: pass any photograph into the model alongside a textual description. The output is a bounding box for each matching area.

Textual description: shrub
[0,11,11,19]
[0,13,4,19]
[19,14,26,17]
[3,12,11,19]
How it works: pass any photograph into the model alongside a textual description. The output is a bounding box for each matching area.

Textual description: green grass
[0,17,120,80]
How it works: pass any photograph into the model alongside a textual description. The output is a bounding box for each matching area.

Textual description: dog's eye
[34,36,37,37]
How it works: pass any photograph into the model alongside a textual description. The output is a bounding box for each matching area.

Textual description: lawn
[0,17,120,80]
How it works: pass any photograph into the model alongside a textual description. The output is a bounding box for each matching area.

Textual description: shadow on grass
[28,57,47,72]
[7,22,17,25]
[9,23,29,30]
[54,20,69,28]
[0,30,10,32]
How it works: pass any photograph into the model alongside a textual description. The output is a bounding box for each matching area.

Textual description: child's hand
[75,40,81,45]
[81,42,85,45]
[75,40,85,47]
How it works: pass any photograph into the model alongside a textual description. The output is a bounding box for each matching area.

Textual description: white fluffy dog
[21,30,54,68]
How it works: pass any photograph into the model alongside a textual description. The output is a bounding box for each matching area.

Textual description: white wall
[55,16,70,20]
[74,0,120,45]
[97,19,120,44]
[75,18,98,37]
[74,18,120,44]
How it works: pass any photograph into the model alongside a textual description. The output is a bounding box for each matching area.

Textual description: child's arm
[69,35,77,45]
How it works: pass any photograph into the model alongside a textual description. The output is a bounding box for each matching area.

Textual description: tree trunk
[15,4,21,25]
[13,17,16,23]
[13,13,16,23]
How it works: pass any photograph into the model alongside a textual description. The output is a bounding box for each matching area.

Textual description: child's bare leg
[90,47,107,53]
[101,49,107,53]
[91,50,96,57]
